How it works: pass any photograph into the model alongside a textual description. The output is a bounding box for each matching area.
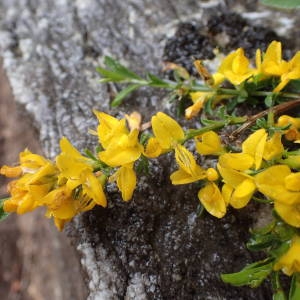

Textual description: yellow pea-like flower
[255,165,300,206]
[98,129,143,167]
[198,182,226,218]
[263,132,284,161]
[110,164,137,202]
[218,153,254,171]
[170,144,206,185]
[285,172,300,192]
[94,110,128,149]
[195,131,224,156]
[214,48,255,85]
[260,41,289,76]
[229,178,256,209]
[242,128,267,170]
[144,137,163,158]
[273,235,300,275]
[151,112,184,150]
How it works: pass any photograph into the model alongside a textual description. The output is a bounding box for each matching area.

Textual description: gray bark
[0,0,299,299]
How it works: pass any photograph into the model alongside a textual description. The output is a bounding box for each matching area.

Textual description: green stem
[230,99,300,140]
[271,272,287,300]
[182,116,247,142]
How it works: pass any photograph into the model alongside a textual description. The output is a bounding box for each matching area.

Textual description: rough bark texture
[0,0,299,299]
[0,63,88,300]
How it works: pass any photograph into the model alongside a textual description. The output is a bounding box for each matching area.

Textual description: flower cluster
[2,40,300,298]
[1,138,107,230]
[187,41,300,119]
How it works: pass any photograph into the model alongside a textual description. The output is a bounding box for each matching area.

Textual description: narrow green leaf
[261,0,300,8]
[0,198,9,221]
[221,259,274,288]
[104,56,141,80]
[111,84,142,107]
[289,274,300,300]
[96,67,126,81]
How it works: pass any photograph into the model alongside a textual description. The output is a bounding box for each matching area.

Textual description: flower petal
[151,112,184,149]
[196,131,223,155]
[242,129,267,170]
[115,165,137,201]
[230,178,256,209]
[198,183,226,218]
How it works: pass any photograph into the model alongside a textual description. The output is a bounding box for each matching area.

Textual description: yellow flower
[151,112,184,149]
[255,165,300,205]
[43,184,96,231]
[255,165,300,227]
[0,165,22,178]
[242,129,267,170]
[217,150,257,209]
[198,182,226,218]
[94,110,128,149]
[214,48,255,85]
[144,137,163,158]
[169,145,225,218]
[277,115,300,141]
[4,175,54,214]
[274,51,300,92]
[274,201,300,228]
[170,144,207,184]
[195,131,224,155]
[1,150,57,214]
[206,168,219,182]
[260,41,288,77]
[145,112,184,158]
[56,137,93,181]
[217,157,256,209]
[273,235,300,276]
[109,163,136,201]
[56,137,107,208]
[98,129,143,167]
[263,132,284,161]
[212,72,225,87]
[94,111,143,167]
[185,92,213,119]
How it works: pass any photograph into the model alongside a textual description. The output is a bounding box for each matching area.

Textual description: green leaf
[247,233,278,251]
[96,67,127,82]
[265,94,274,107]
[221,258,274,288]
[289,274,300,300]
[111,84,143,107]
[261,0,300,8]
[270,240,291,258]
[0,198,9,221]
[104,56,141,80]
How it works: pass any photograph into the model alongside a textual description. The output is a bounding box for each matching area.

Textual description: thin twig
[229,99,300,140]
